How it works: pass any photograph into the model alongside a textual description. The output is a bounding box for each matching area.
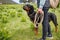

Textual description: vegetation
[0,4,60,40]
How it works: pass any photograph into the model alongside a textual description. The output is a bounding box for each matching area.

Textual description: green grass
[0,4,60,40]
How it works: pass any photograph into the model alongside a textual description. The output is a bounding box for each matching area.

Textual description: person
[37,0,53,40]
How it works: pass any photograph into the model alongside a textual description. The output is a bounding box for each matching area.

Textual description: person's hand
[37,8,44,14]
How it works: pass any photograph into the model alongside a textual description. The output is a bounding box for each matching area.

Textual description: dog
[23,4,58,35]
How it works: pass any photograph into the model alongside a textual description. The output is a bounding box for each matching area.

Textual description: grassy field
[0,4,60,40]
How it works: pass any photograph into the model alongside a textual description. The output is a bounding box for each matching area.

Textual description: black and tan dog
[23,4,58,35]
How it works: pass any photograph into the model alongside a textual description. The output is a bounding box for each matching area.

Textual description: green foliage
[0,29,10,40]
[20,16,26,22]
[30,23,34,30]
[17,12,22,17]
[0,4,60,40]
[0,5,24,40]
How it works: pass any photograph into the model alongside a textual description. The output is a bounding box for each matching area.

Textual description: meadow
[0,4,60,40]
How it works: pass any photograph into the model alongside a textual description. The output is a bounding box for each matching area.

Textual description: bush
[21,16,26,22]
[0,30,10,40]
[17,12,22,17]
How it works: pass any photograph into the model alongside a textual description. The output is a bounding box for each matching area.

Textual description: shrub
[21,16,26,22]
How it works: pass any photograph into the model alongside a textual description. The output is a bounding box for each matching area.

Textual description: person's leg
[47,23,52,36]
[47,23,53,39]
[41,7,49,40]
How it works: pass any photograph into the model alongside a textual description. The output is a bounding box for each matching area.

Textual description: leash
[28,11,44,28]
[34,12,44,28]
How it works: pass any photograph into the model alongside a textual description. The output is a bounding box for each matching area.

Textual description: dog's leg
[34,24,38,36]
[51,14,58,32]
[55,26,58,32]
[34,27,38,36]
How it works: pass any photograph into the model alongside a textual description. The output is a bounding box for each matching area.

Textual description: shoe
[47,34,53,39]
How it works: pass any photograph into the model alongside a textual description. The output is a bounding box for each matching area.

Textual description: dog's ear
[29,5,34,10]
[23,4,34,11]
[25,4,34,11]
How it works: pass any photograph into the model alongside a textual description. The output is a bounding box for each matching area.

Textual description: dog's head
[23,4,34,12]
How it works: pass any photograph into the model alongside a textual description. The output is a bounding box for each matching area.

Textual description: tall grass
[0,4,60,40]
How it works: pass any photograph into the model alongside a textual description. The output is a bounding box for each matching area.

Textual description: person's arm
[37,0,46,14]
[39,0,46,9]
